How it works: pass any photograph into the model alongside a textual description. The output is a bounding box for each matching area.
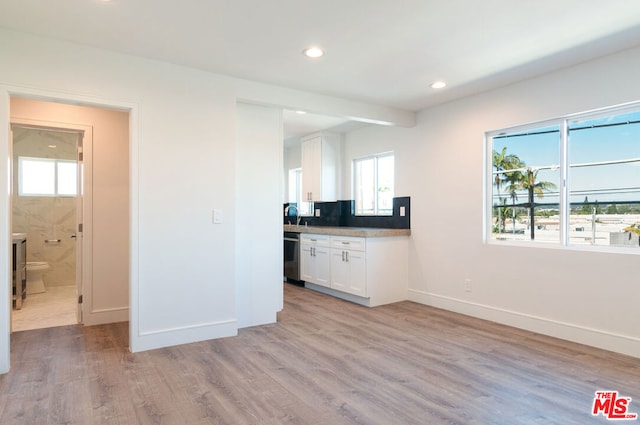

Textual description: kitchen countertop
[283,224,410,237]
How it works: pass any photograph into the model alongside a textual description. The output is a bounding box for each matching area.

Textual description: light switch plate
[315,209,320,217]
[213,209,223,224]
[400,206,406,217]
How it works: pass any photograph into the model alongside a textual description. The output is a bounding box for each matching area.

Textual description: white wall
[344,46,640,357]
[0,28,414,372]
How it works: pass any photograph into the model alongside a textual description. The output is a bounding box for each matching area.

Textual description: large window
[486,104,640,250]
[18,157,77,197]
[353,152,394,215]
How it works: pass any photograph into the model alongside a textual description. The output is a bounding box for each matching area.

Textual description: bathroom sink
[12,233,27,242]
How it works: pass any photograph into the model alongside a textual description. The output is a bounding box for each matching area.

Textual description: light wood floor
[1,283,638,425]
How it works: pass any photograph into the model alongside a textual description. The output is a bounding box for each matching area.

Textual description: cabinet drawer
[331,236,365,251]
[300,233,330,247]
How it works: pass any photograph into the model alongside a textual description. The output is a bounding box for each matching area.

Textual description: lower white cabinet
[330,236,366,297]
[301,233,409,307]
[300,234,331,287]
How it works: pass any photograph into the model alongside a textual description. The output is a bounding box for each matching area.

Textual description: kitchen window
[486,103,640,251]
[18,157,77,197]
[353,152,394,216]
[288,168,313,216]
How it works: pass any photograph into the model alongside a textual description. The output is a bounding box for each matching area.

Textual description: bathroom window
[353,152,394,215]
[18,157,77,197]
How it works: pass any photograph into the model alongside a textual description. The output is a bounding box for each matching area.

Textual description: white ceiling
[2,0,640,137]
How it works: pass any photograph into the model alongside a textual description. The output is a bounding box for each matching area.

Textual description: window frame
[352,151,394,216]
[484,102,640,254]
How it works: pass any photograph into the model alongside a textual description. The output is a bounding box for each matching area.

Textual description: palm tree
[504,164,525,233]
[508,168,557,240]
[492,148,522,232]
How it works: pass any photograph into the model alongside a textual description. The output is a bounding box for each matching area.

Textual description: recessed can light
[430,81,447,89]
[303,47,324,58]
[295,110,307,115]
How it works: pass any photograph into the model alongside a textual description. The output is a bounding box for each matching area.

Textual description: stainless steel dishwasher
[284,232,301,282]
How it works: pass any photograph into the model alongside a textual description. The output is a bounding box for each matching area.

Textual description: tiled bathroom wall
[12,127,78,287]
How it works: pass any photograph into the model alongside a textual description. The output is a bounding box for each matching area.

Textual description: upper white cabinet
[301,133,341,202]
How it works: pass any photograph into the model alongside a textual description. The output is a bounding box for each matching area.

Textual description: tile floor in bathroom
[11,285,77,332]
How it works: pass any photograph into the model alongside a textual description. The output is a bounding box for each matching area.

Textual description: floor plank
[0,283,637,424]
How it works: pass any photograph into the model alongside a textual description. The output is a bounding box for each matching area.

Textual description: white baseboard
[131,319,238,352]
[83,307,129,326]
[305,282,372,307]
[408,289,640,359]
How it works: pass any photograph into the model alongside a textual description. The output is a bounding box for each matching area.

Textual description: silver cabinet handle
[346,251,349,262]
[45,239,61,243]
[342,251,345,261]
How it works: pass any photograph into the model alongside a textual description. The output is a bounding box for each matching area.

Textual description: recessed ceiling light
[48,144,57,149]
[430,81,447,89]
[303,47,324,58]
[295,110,307,115]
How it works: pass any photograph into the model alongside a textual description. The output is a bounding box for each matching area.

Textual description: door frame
[0,86,138,374]
[10,119,92,325]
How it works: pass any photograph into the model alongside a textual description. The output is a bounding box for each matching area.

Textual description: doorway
[10,124,84,331]
[8,96,130,332]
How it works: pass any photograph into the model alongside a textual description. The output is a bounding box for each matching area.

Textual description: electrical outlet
[400,206,406,217]
[315,209,320,217]
[464,279,472,292]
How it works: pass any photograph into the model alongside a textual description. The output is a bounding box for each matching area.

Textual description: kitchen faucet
[284,205,301,225]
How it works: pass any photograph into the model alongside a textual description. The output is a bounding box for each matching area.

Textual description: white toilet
[26,262,49,294]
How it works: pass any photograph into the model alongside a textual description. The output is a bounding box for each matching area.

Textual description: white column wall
[235,103,284,328]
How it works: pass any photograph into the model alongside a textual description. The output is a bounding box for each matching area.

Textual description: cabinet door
[314,246,331,288]
[345,250,366,297]
[301,137,321,202]
[300,244,315,283]
[330,249,350,292]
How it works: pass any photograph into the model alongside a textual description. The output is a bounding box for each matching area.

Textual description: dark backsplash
[283,196,410,229]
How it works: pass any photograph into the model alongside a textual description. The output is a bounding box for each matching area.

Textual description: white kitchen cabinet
[300,133,340,202]
[302,232,409,307]
[330,236,366,297]
[300,234,331,287]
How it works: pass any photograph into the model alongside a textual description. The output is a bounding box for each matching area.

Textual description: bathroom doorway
[8,96,130,333]
[10,123,85,331]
